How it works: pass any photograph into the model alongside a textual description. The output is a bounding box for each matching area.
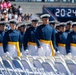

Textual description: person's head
[66,21,72,31]
[49,21,56,28]
[27,24,31,28]
[26,16,29,21]
[56,24,60,31]
[72,22,76,32]
[19,24,27,33]
[32,19,38,27]
[0,22,6,31]
[59,23,66,32]
[3,10,8,16]
[18,5,21,8]
[4,0,8,2]
[40,14,50,25]
[9,21,17,30]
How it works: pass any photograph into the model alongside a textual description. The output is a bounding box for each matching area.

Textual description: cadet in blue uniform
[66,22,76,56]
[0,22,6,57]
[19,24,27,54]
[23,19,39,56]
[36,14,57,56]
[56,23,68,55]
[3,20,22,57]
[65,21,72,33]
[49,21,56,28]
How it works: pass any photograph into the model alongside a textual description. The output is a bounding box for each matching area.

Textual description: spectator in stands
[0,2,3,10]
[8,5,13,14]
[11,4,17,14]
[29,14,34,20]
[25,16,31,22]
[14,12,18,20]
[17,5,22,16]
[3,11,8,21]
[18,14,22,22]
[24,14,26,20]
[8,11,12,20]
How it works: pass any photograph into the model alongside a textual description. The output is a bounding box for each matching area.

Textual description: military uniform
[0,22,6,57]
[56,31,68,55]
[36,14,57,56]
[65,21,72,33]
[19,24,26,54]
[3,21,22,57]
[66,22,76,56]
[56,23,68,55]
[23,19,39,56]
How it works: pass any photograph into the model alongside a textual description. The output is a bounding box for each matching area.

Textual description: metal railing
[13,0,76,3]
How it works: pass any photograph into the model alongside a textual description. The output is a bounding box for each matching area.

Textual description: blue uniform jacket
[23,26,39,50]
[0,31,5,43]
[3,29,22,53]
[66,31,76,53]
[56,31,68,47]
[36,24,58,51]
[20,32,25,43]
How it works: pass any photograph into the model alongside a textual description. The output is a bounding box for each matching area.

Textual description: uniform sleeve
[35,26,41,47]
[51,28,58,52]
[56,32,59,47]
[3,32,9,53]
[19,32,22,52]
[23,29,29,50]
[66,33,71,54]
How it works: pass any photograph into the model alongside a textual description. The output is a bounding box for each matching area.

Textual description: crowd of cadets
[0,14,76,57]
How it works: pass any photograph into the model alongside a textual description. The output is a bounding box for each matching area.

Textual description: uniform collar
[43,24,49,26]
[73,31,76,33]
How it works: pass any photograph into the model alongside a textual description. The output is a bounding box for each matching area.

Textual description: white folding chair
[33,59,43,69]
[55,61,71,75]
[45,58,55,66]
[12,59,27,75]
[42,62,57,73]
[2,59,19,75]
[21,59,36,75]
[72,56,76,63]
[26,56,34,66]
[0,57,8,75]
[65,59,76,75]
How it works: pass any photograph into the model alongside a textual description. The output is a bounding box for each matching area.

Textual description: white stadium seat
[2,59,19,75]
[33,59,43,69]
[55,61,72,75]
[65,59,76,75]
[12,59,27,75]
[42,62,57,73]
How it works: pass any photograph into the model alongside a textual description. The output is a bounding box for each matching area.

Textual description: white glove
[67,53,72,57]
[56,51,61,56]
[20,52,22,56]
[4,52,10,57]
[24,50,29,56]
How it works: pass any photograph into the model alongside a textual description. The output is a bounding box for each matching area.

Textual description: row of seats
[0,55,76,75]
